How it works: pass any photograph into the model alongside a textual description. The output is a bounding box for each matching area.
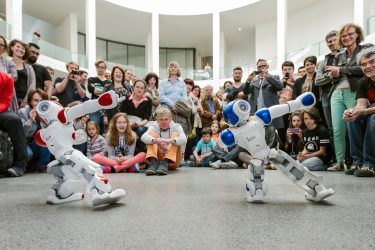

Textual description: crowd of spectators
[0,22,374,178]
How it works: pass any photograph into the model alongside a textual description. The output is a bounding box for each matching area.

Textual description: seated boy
[188,127,216,167]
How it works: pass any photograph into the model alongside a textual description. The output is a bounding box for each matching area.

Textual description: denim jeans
[330,89,356,162]
[89,111,104,134]
[348,114,375,168]
[301,157,327,171]
[27,141,51,168]
[189,154,215,167]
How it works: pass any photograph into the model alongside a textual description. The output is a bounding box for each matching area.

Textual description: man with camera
[243,59,284,129]
[54,61,87,107]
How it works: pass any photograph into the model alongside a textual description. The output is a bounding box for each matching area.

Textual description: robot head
[36,100,63,125]
[223,100,251,126]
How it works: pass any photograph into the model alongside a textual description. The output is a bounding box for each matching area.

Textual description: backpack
[0,130,14,177]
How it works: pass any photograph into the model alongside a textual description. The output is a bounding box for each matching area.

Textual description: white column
[146,33,153,72]
[85,0,96,75]
[6,0,23,40]
[152,12,159,75]
[213,12,220,82]
[354,0,364,28]
[277,0,287,74]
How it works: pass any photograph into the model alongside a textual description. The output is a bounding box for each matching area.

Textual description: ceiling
[1,0,321,56]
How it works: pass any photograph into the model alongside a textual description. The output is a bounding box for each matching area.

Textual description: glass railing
[105,61,151,79]
[0,19,11,40]
[286,41,329,66]
[368,14,375,35]
[22,30,87,68]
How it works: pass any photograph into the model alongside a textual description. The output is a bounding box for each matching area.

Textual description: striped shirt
[86,135,108,159]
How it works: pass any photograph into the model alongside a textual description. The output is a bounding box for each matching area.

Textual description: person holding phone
[285,112,304,159]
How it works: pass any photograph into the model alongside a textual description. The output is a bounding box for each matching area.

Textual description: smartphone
[289,128,299,134]
[254,70,261,75]
[285,73,290,78]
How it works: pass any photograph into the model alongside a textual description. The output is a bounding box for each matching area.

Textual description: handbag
[173,99,192,119]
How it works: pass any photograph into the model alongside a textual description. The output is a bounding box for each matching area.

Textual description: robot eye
[239,103,247,111]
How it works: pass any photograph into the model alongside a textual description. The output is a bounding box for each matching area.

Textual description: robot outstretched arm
[255,92,316,126]
[58,90,124,124]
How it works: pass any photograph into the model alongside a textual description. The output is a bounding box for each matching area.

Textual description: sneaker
[327,162,345,171]
[187,161,196,167]
[8,166,25,177]
[220,161,238,169]
[354,167,374,177]
[145,164,158,176]
[210,160,222,169]
[180,161,189,167]
[345,163,362,175]
[156,164,168,175]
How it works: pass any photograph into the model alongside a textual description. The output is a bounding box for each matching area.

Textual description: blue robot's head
[223,100,251,126]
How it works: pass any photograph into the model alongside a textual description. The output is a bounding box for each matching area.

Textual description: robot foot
[46,192,83,204]
[91,189,127,206]
[246,190,266,203]
[305,185,335,202]
[246,180,266,203]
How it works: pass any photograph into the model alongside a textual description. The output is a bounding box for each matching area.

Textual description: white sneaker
[220,161,238,169]
[327,162,345,171]
[209,160,221,169]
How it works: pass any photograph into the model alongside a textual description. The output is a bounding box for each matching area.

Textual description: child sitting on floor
[188,127,216,167]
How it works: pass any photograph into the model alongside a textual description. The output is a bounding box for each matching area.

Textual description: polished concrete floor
[0,167,374,249]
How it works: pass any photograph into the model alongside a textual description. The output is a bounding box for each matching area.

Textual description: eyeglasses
[257,64,268,69]
[96,66,106,69]
[341,32,356,39]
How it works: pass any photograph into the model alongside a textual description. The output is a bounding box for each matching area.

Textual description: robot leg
[46,160,83,204]
[269,150,335,201]
[246,159,267,203]
[69,151,127,206]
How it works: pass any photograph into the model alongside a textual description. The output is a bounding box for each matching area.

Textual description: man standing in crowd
[247,59,284,129]
[297,66,306,78]
[315,30,340,134]
[223,66,248,102]
[200,84,222,128]
[54,61,86,107]
[27,43,52,98]
[0,72,28,177]
[343,47,375,177]
[88,60,110,133]
[278,61,296,149]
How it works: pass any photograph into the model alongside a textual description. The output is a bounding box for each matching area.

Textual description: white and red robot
[34,91,126,206]
[218,92,335,203]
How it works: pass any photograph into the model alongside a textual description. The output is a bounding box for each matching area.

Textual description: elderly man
[343,47,375,177]
[141,106,187,176]
[200,84,222,128]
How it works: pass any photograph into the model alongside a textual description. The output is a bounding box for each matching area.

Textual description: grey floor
[0,167,374,249]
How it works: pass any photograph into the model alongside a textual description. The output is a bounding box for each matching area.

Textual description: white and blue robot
[218,92,335,203]
[34,91,126,206]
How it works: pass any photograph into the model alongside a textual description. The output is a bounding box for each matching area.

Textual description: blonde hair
[337,23,364,48]
[155,106,171,119]
[86,121,99,138]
